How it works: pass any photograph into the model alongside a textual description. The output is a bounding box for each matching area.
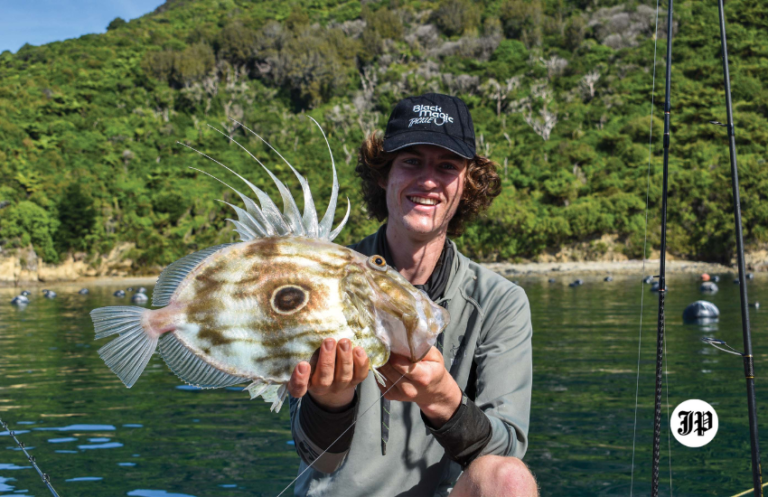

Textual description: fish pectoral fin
[246,380,289,413]
[158,333,247,389]
[371,366,387,387]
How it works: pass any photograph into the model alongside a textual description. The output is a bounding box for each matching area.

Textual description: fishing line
[275,373,407,497]
[629,0,662,493]
[0,417,61,497]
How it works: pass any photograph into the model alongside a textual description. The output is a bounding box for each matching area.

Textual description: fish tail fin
[90,306,157,388]
[245,380,289,413]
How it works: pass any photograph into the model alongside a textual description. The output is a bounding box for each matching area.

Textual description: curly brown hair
[355,132,502,237]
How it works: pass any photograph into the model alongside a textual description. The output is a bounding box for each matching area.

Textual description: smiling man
[287,93,537,496]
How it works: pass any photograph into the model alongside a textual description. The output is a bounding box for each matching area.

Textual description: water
[0,275,766,496]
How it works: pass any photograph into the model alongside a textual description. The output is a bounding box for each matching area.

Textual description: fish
[89,118,450,412]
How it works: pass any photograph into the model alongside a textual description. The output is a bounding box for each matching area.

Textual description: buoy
[42,289,50,294]
[749,302,760,309]
[643,276,654,284]
[712,275,720,282]
[79,288,89,295]
[20,290,30,296]
[44,290,56,299]
[747,273,755,280]
[700,282,718,293]
[734,278,740,284]
[701,273,710,282]
[548,278,556,283]
[127,287,134,292]
[114,290,126,298]
[11,295,29,306]
[569,279,584,287]
[604,276,613,282]
[651,282,667,292]
[683,300,720,324]
[136,287,147,294]
[131,293,148,304]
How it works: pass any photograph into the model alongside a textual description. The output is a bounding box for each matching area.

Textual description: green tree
[55,183,96,253]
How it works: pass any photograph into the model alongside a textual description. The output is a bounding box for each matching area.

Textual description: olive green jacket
[290,230,532,496]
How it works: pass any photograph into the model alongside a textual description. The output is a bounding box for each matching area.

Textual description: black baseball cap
[383,93,476,159]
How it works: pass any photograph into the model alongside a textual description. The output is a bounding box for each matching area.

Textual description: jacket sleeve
[288,392,359,474]
[473,284,533,459]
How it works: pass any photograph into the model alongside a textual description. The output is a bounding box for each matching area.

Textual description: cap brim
[383,131,475,160]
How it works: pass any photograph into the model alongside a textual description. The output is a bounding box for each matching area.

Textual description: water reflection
[0,276,766,496]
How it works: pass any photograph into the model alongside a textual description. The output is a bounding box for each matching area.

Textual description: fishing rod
[0,417,61,497]
[649,0,763,494]
[649,0,674,493]
[711,0,763,493]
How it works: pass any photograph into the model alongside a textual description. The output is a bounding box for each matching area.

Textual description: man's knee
[460,455,538,497]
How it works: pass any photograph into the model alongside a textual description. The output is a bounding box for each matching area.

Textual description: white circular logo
[671,399,718,448]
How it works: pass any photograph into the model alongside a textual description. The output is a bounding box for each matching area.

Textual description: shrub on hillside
[432,0,481,37]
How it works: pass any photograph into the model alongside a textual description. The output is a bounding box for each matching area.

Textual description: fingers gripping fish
[90,118,449,413]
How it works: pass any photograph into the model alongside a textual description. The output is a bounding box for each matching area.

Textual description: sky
[0,0,166,53]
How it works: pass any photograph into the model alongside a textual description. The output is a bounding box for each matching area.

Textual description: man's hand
[376,346,463,428]
[287,338,370,412]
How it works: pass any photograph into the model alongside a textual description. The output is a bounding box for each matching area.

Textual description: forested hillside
[0,0,766,272]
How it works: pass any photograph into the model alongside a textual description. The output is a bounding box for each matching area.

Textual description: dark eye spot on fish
[271,285,308,314]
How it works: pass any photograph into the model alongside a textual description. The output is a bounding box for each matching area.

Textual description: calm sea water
[0,274,766,496]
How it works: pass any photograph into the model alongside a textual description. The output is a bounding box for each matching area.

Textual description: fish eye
[367,255,387,271]
[271,285,309,315]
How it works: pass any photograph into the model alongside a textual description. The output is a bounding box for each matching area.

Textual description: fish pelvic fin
[371,366,387,387]
[245,380,289,413]
[90,306,156,388]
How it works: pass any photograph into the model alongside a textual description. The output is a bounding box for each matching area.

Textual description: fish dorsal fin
[180,118,348,243]
[152,244,233,307]
[158,333,247,388]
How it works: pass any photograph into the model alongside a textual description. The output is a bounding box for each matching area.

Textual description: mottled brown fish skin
[163,236,410,383]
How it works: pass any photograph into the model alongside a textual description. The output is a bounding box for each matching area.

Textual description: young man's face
[381,144,467,242]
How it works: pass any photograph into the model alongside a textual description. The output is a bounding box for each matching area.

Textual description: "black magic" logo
[409,105,455,127]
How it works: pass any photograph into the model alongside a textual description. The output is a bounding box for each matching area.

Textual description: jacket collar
[350,225,466,305]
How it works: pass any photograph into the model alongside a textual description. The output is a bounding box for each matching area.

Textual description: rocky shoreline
[2,241,765,286]
[483,259,738,278]
[0,259,750,288]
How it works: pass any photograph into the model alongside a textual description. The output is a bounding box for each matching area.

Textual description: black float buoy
[114,290,126,298]
[734,278,740,284]
[131,293,148,304]
[548,278,556,283]
[712,275,720,282]
[700,282,718,293]
[749,302,760,309]
[650,282,667,292]
[79,288,89,295]
[569,279,584,287]
[747,272,755,280]
[11,295,29,306]
[643,275,654,284]
[43,290,56,298]
[136,287,147,294]
[683,300,720,324]
[127,287,134,292]
[604,276,613,282]
[20,290,30,296]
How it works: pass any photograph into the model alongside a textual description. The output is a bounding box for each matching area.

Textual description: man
[287,93,537,496]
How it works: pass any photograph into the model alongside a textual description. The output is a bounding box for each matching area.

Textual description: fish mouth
[365,272,449,362]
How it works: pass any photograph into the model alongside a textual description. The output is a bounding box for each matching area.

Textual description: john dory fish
[89,119,449,412]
